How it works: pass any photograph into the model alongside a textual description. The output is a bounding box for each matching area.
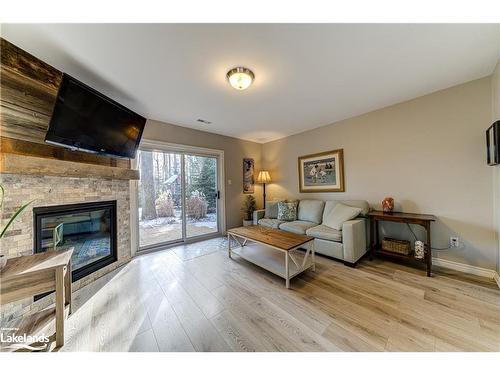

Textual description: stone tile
[0,174,132,324]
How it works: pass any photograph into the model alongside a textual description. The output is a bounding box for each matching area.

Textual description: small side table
[0,248,73,351]
[368,211,436,276]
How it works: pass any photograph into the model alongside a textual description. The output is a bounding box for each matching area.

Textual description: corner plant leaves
[0,184,34,239]
[0,184,4,208]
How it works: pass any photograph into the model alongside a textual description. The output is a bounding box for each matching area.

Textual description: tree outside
[138,151,218,247]
[139,151,157,220]
[187,156,217,213]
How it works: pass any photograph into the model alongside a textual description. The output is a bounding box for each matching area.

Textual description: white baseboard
[432,257,499,284]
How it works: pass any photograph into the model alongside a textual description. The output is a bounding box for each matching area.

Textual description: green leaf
[0,184,4,208]
[0,199,35,239]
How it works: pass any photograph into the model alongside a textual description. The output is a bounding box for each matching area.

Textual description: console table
[368,211,436,276]
[0,248,73,351]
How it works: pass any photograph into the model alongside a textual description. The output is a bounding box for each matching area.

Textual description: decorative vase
[382,197,394,213]
[0,255,7,270]
[242,219,253,227]
[415,240,425,259]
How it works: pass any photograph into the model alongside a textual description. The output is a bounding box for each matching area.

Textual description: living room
[1,1,500,373]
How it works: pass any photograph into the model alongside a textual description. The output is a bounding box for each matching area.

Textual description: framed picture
[486,121,499,166]
[298,149,345,192]
[243,158,255,194]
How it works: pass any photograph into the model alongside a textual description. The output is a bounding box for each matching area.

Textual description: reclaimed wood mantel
[0,152,140,180]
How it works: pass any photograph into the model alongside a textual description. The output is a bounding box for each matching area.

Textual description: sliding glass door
[137,148,220,250]
[184,154,218,239]
[138,150,183,248]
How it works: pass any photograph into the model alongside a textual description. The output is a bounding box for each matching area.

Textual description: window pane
[184,154,218,238]
[138,150,183,247]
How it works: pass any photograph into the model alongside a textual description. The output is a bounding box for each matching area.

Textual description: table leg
[285,252,290,289]
[55,267,65,348]
[65,261,72,315]
[227,233,232,259]
[369,219,375,260]
[311,241,316,272]
[426,222,432,277]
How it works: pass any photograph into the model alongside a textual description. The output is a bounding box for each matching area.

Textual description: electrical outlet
[450,236,460,248]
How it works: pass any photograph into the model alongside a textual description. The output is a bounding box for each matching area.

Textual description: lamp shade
[256,171,271,183]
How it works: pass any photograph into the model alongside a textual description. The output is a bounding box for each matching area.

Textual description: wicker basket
[381,237,411,255]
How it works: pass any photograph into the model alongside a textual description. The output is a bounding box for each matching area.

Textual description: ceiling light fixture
[226,67,255,90]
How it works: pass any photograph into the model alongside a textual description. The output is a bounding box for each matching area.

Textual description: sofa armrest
[342,218,368,263]
[253,210,265,225]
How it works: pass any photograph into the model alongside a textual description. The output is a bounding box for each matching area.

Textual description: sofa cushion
[277,201,298,221]
[306,225,342,242]
[323,203,362,230]
[279,220,317,235]
[297,200,325,224]
[322,200,369,223]
[264,200,284,219]
[258,218,285,229]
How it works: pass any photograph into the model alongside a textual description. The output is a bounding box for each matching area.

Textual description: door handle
[217,191,220,199]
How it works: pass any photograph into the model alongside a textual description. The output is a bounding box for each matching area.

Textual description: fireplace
[34,200,118,283]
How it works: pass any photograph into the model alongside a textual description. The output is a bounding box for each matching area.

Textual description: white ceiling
[2,24,499,143]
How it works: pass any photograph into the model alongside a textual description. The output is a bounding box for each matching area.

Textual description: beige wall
[262,77,496,269]
[142,120,263,229]
[493,61,500,120]
[492,61,500,273]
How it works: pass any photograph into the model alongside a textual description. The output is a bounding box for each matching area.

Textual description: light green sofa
[253,199,370,266]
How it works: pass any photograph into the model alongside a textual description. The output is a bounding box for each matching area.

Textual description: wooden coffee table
[227,225,315,288]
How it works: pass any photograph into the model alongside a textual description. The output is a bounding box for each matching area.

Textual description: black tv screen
[46,73,146,159]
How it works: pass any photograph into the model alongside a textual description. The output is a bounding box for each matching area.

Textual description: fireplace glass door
[34,201,117,282]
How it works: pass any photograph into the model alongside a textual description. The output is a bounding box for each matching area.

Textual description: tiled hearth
[0,173,132,324]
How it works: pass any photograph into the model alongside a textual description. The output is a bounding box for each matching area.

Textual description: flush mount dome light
[227,67,255,90]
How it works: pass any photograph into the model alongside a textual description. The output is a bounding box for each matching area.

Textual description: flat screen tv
[46,73,146,159]
[486,120,500,166]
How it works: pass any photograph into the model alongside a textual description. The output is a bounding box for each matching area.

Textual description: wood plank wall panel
[0,38,131,169]
[0,38,61,143]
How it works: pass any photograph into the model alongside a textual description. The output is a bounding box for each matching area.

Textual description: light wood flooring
[61,237,500,352]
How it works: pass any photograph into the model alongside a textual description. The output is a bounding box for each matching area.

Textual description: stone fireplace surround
[0,173,132,324]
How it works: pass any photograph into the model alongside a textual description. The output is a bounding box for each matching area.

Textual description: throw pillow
[277,201,298,221]
[323,202,362,230]
[265,200,283,219]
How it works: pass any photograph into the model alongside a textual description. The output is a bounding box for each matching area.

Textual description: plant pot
[0,255,7,270]
[242,219,253,227]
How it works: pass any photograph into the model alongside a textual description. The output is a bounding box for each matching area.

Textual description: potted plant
[0,184,34,269]
[241,195,256,226]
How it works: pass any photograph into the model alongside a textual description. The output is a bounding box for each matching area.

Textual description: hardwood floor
[61,237,500,352]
